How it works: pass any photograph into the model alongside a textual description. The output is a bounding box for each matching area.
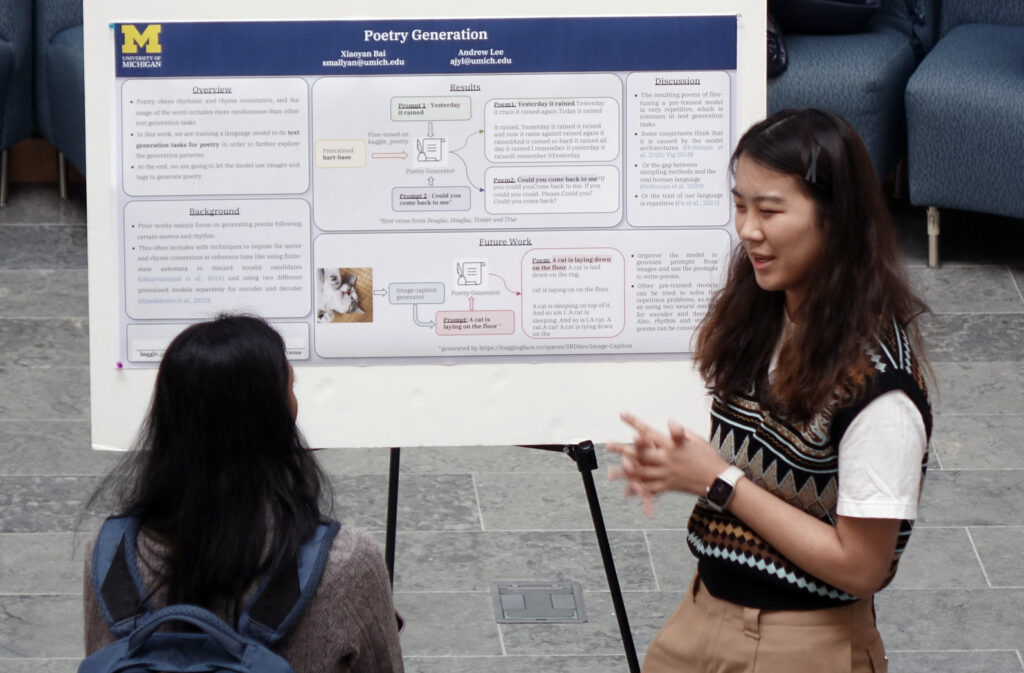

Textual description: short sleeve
[837,390,928,519]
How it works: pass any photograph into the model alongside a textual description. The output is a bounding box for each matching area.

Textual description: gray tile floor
[1,182,1022,672]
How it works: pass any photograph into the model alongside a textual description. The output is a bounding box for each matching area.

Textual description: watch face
[708,478,733,506]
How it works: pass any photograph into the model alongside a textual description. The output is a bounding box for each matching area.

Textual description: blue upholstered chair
[769,0,937,182]
[34,0,84,198]
[0,0,34,206]
[905,2,1024,266]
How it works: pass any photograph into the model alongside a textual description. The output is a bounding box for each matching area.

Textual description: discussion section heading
[115,16,737,77]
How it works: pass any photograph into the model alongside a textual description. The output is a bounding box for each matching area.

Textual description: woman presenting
[609,109,932,673]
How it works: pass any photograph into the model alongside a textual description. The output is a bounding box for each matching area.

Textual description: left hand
[607,412,730,515]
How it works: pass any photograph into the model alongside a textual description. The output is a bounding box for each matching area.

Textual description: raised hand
[607,412,730,517]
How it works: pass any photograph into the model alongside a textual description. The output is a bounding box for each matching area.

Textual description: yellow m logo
[121,25,162,54]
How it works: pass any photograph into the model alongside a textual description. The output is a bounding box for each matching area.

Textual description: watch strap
[705,465,745,511]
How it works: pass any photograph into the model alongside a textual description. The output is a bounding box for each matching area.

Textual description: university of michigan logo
[121,25,162,54]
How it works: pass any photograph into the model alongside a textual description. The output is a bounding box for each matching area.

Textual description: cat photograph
[316,268,369,323]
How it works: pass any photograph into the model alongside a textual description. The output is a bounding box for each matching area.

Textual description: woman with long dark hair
[609,109,931,672]
[84,315,403,673]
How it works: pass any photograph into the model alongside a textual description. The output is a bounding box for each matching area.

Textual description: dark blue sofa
[768,0,938,182]
[0,0,34,205]
[34,0,85,198]
[905,0,1024,266]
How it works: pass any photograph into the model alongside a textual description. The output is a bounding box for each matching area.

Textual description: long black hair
[695,109,929,421]
[89,315,332,613]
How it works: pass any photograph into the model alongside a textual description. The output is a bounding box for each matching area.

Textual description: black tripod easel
[383,441,641,673]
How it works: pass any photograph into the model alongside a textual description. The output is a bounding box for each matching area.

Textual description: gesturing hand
[607,411,730,517]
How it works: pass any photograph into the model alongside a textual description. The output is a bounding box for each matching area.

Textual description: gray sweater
[84,525,404,673]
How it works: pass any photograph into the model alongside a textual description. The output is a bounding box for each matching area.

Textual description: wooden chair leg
[58,152,68,200]
[927,206,940,268]
[0,149,8,206]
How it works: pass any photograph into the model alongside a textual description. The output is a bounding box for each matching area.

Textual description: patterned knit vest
[686,320,933,610]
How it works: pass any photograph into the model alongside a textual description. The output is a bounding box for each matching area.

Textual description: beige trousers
[642,574,888,673]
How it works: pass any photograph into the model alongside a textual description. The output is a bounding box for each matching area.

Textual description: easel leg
[523,442,642,673]
[385,446,400,588]
[570,442,642,673]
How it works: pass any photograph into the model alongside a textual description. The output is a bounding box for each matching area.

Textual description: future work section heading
[114,16,736,77]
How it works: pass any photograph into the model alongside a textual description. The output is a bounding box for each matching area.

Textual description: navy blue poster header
[115,16,736,77]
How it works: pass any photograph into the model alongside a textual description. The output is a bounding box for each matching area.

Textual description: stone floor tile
[889,527,988,589]
[498,589,683,658]
[404,654,628,673]
[877,588,1024,650]
[0,368,90,421]
[391,530,654,593]
[0,660,81,673]
[1011,267,1024,298]
[931,362,1024,415]
[622,589,691,654]
[312,444,573,475]
[498,590,632,656]
[643,529,698,591]
[0,319,89,368]
[0,476,102,533]
[0,184,87,226]
[921,314,1024,362]
[0,533,86,594]
[0,421,115,476]
[931,414,1024,469]
[0,595,82,658]
[330,473,480,532]
[0,270,89,318]
[474,472,697,531]
[908,267,1024,314]
[917,470,1024,526]
[310,447,392,474]
[392,592,502,656]
[969,526,1024,588]
[0,226,88,270]
[886,650,1024,673]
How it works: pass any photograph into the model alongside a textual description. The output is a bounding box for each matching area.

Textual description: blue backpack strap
[238,520,341,645]
[91,516,151,636]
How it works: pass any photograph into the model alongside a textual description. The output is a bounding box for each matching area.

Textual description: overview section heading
[115,16,736,77]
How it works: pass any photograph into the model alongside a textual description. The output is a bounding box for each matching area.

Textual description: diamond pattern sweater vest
[687,320,933,610]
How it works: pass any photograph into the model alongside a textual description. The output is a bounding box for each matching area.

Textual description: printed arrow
[427,122,434,137]
[489,273,521,296]
[469,297,475,311]
[371,151,408,159]
[373,288,387,297]
[428,176,435,186]
[451,129,484,153]
[412,304,435,328]
[451,153,484,192]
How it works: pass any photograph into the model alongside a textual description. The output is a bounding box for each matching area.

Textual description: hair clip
[804,144,821,184]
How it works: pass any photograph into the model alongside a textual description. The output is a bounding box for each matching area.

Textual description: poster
[113,17,735,365]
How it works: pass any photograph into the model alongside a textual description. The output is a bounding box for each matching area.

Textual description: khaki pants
[643,574,888,673]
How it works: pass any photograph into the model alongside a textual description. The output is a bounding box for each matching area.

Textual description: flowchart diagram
[312,229,729,359]
[312,73,625,231]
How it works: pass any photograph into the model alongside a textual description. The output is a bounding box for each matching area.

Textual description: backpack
[80,516,341,673]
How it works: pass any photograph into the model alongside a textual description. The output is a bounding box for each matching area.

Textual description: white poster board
[86,1,766,450]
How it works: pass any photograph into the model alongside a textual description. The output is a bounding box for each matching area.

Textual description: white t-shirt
[836,390,927,520]
[770,320,928,521]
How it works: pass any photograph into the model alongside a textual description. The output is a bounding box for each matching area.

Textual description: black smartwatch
[705,466,745,512]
